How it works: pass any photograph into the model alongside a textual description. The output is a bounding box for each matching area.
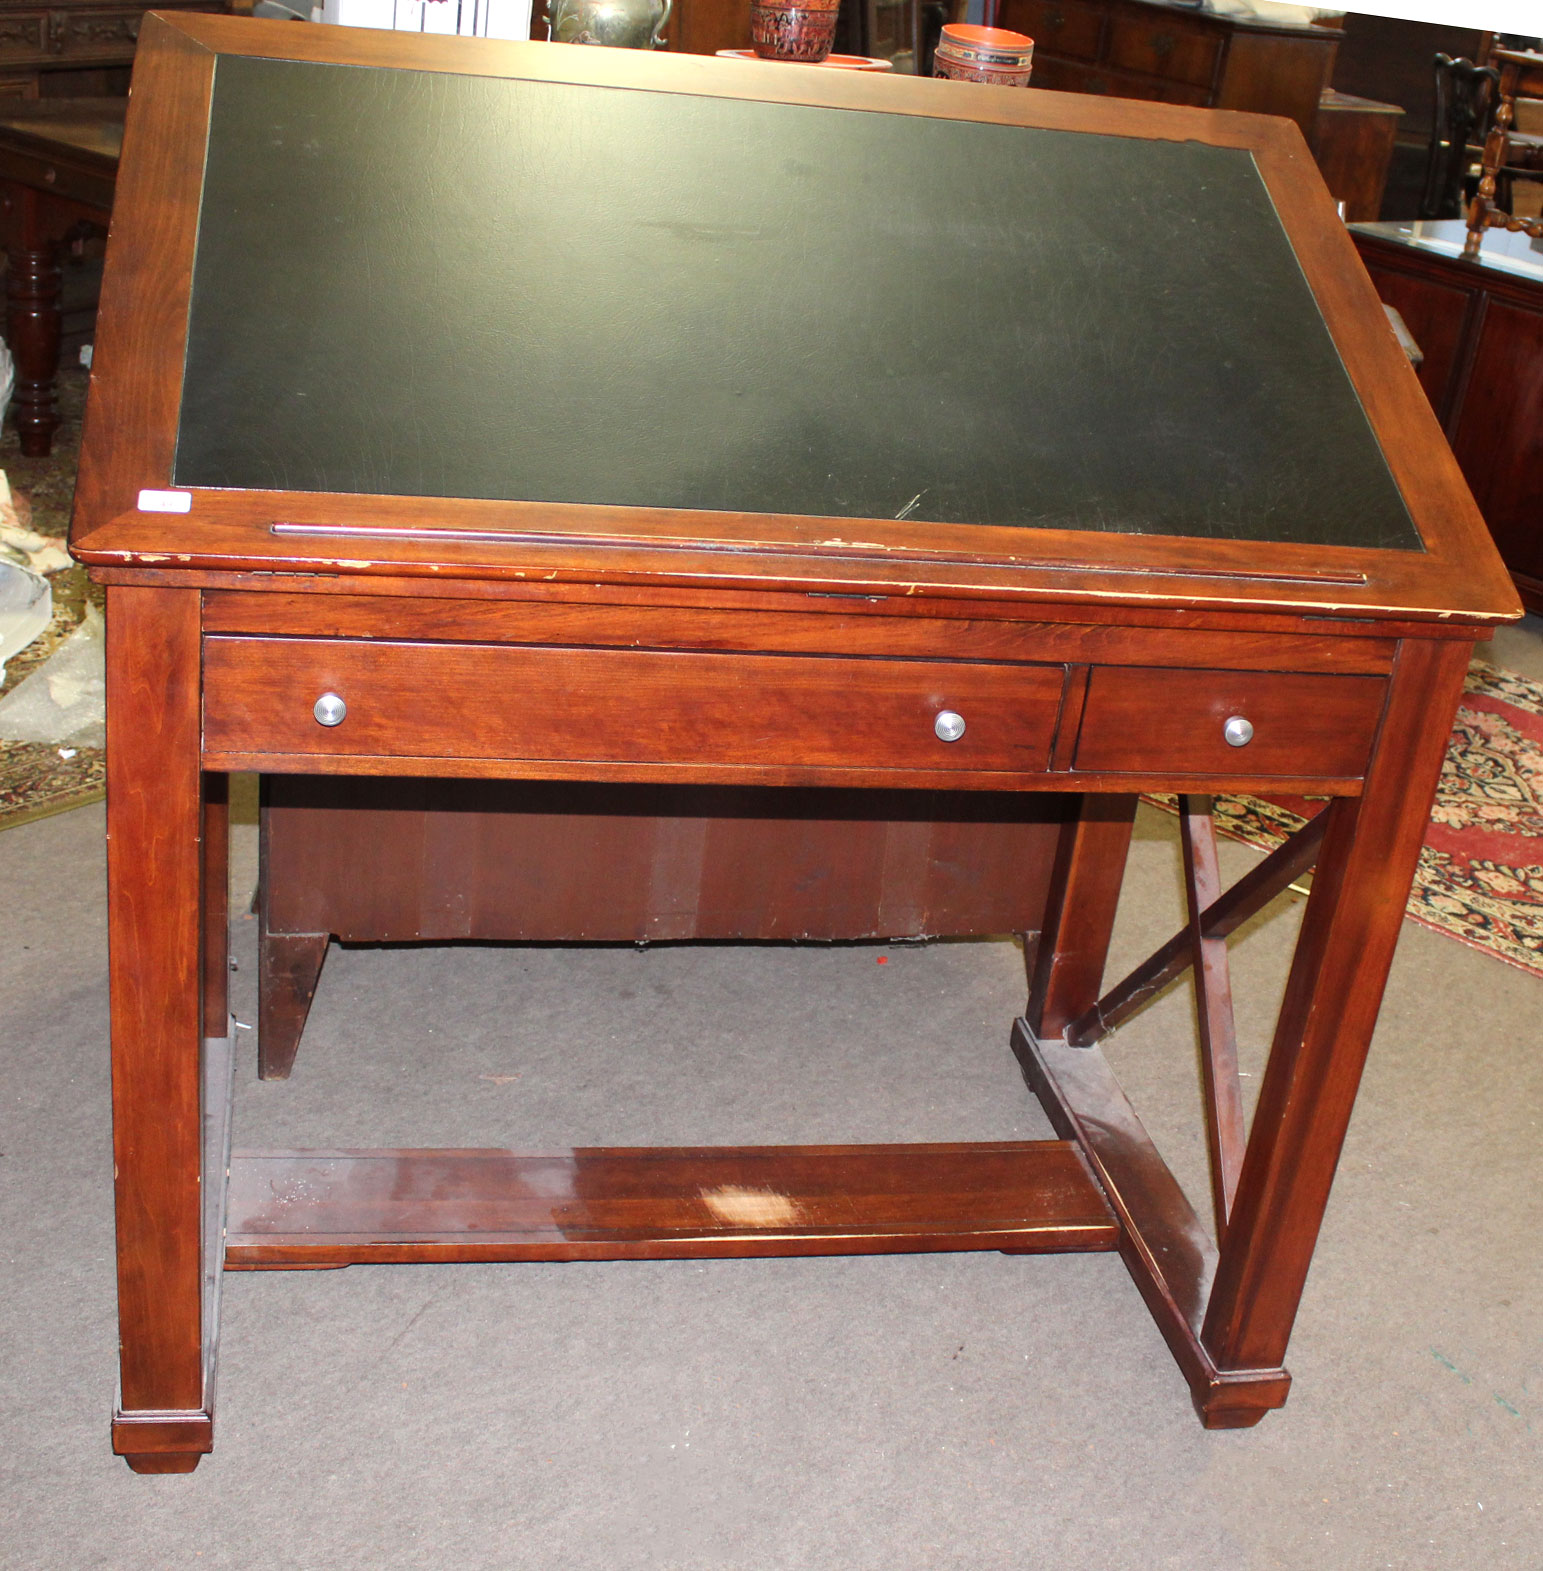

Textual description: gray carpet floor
[2,620,1540,1571]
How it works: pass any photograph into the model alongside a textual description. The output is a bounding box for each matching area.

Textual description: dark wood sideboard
[994,0,1340,138]
[989,0,1406,217]
[1354,219,1543,614]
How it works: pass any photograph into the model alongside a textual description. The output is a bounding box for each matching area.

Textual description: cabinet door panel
[1359,259,1474,422]
[1450,299,1543,583]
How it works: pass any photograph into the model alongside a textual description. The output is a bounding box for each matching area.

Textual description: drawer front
[997,0,1105,62]
[1104,15,1220,89]
[1028,55,1211,107]
[203,638,1066,775]
[0,4,225,68]
[51,9,144,61]
[0,13,48,62]
[1073,667,1387,779]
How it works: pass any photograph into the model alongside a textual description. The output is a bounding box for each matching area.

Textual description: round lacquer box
[933,23,1035,87]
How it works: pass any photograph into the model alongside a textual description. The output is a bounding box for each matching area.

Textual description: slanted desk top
[72,13,1512,618]
[73,12,1519,1474]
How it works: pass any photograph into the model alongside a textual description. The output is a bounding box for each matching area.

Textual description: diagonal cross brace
[1064,808,1329,1052]
[1180,795,1248,1231]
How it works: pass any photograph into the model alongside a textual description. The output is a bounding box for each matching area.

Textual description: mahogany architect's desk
[71,15,1520,1472]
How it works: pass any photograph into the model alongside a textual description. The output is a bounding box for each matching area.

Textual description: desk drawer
[1027,55,1212,107]
[0,14,48,62]
[1072,667,1387,779]
[997,0,1106,62]
[1104,14,1221,89]
[202,637,1065,775]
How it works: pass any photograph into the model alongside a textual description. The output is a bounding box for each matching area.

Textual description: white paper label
[137,489,193,513]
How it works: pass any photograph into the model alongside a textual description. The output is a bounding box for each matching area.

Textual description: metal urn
[546,0,671,48]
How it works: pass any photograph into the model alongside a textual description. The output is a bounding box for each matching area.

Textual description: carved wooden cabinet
[995,0,1341,140]
[0,1,224,98]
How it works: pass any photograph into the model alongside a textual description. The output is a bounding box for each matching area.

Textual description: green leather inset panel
[173,55,1421,550]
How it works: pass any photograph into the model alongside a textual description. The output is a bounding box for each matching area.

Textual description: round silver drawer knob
[1223,715,1254,748]
[934,710,966,743]
[313,692,347,728]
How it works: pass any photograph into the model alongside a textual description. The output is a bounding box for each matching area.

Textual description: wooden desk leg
[1197,637,1471,1427]
[1025,794,1136,1038]
[106,586,216,1473]
[5,189,62,457]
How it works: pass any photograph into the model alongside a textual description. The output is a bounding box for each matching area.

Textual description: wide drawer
[1104,14,1221,89]
[202,637,1066,774]
[1072,667,1387,779]
[997,0,1106,62]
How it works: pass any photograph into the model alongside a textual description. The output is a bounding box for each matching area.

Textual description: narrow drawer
[1105,15,1221,89]
[1072,667,1387,780]
[48,9,144,62]
[0,13,48,61]
[997,0,1106,62]
[1027,56,1211,107]
[202,637,1065,775]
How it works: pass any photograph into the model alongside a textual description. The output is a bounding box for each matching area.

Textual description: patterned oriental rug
[0,366,103,832]
[1147,660,1543,981]
[2,368,1540,978]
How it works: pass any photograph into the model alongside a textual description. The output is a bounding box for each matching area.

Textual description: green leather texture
[173,55,1421,550]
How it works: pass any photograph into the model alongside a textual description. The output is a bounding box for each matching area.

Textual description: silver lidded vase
[546,0,671,47]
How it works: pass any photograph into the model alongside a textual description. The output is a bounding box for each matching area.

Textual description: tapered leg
[256,784,329,1079]
[107,585,213,1471]
[1025,794,1136,1038]
[1200,638,1471,1394]
[257,931,329,1079]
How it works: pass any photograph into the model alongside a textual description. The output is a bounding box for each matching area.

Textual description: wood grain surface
[224,1143,1120,1266]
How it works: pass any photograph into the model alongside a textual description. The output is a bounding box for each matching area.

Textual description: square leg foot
[1191,1373,1291,1430]
[123,1451,204,1474]
[113,1408,213,1472]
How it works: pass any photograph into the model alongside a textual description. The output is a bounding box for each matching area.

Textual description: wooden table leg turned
[5,188,62,457]
[106,585,222,1473]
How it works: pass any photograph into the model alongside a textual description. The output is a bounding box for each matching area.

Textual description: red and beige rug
[1148,659,1543,981]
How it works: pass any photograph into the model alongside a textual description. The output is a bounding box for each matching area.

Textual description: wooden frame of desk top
[74,14,1519,1473]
